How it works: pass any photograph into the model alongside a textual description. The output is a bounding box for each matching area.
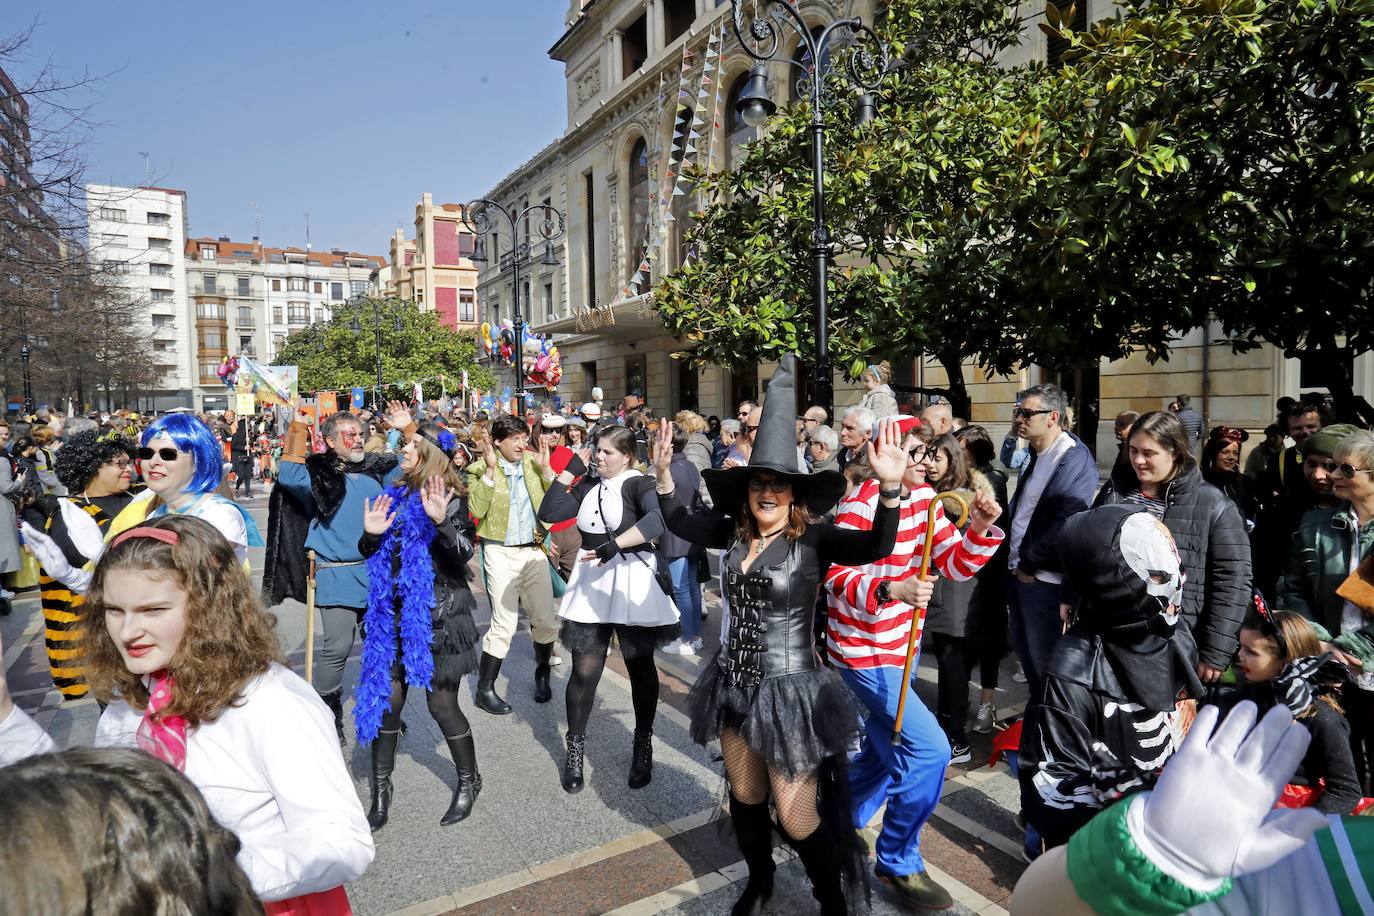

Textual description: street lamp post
[350,297,402,409]
[729,0,891,418]
[464,199,565,416]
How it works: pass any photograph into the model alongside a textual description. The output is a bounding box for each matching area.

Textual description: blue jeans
[840,664,950,877]
[668,556,701,642]
[1007,575,1064,697]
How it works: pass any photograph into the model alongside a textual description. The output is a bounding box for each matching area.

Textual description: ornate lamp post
[464,199,565,415]
[730,0,891,417]
[350,297,403,409]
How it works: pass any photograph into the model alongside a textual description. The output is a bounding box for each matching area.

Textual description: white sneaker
[0,589,14,600]
[689,637,703,653]
[972,703,995,734]
[661,639,696,656]
[1011,665,1027,684]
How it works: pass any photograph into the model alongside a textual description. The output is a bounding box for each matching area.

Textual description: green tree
[275,297,496,398]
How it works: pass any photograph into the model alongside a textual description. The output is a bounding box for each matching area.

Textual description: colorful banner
[234,392,256,416]
[318,392,338,417]
[351,387,365,409]
[237,355,298,406]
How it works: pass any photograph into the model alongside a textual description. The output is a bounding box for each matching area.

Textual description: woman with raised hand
[0,514,375,912]
[651,356,906,916]
[536,425,680,794]
[354,422,482,833]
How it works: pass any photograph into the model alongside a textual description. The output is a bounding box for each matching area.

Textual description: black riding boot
[562,732,586,794]
[728,795,775,916]
[790,827,847,916]
[367,728,401,833]
[474,652,512,715]
[533,640,554,704]
[320,690,346,748]
[628,729,653,789]
[440,730,482,825]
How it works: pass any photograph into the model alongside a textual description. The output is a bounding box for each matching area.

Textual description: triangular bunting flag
[702,75,713,86]
[698,86,709,98]
[673,184,686,196]
[685,143,697,155]
[689,128,700,140]
[664,212,676,221]
[630,271,644,286]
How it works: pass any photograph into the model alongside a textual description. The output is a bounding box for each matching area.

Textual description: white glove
[20,522,91,593]
[1130,701,1328,891]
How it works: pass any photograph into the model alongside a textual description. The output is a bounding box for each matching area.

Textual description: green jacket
[465,454,548,544]
[1277,503,1374,633]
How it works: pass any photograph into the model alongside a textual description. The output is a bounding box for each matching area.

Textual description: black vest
[721,537,822,688]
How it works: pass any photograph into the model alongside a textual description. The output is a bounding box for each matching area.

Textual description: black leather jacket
[722,537,824,687]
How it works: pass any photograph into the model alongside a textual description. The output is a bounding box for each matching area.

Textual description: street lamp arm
[730,2,891,95]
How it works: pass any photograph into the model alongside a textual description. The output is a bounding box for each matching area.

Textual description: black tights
[380,679,470,738]
[565,650,660,736]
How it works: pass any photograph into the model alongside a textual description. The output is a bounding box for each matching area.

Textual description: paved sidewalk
[3,486,1031,915]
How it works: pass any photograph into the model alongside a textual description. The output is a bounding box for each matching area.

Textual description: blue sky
[9,1,569,255]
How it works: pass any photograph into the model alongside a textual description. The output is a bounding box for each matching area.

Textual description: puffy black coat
[1095,465,1252,669]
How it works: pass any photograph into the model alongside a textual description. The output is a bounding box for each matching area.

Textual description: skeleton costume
[658,356,900,914]
[1019,505,1205,850]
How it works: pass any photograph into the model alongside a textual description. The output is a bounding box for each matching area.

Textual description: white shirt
[0,664,373,902]
[1009,430,1074,585]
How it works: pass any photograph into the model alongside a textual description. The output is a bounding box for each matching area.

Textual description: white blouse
[0,664,373,902]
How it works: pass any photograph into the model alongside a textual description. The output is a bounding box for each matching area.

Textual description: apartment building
[84,185,193,409]
[376,194,479,330]
[184,237,382,411]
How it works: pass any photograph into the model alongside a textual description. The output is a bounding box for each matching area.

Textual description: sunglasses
[1335,463,1374,479]
[1012,407,1054,421]
[748,476,791,494]
[137,447,180,462]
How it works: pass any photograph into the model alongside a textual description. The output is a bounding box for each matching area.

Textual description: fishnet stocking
[720,729,769,804]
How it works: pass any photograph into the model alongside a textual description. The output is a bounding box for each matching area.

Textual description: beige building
[475,0,1372,461]
[376,193,480,331]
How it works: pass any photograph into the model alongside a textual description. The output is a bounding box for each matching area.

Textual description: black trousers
[925,632,970,745]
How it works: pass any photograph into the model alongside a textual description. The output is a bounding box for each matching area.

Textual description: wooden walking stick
[892,491,970,744]
[304,549,317,686]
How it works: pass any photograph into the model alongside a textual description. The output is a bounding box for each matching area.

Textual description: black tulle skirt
[390,590,480,691]
[688,647,864,779]
[559,619,681,660]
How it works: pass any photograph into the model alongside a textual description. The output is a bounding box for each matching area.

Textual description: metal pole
[19,299,33,415]
[512,241,524,417]
[374,299,384,406]
[810,103,833,418]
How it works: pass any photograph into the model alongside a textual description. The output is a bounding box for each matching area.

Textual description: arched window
[726,72,759,171]
[790,25,830,103]
[626,137,649,284]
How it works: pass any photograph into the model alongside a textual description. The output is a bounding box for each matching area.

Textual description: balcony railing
[191,284,228,298]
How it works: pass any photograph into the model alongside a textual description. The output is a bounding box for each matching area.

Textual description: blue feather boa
[353,485,437,744]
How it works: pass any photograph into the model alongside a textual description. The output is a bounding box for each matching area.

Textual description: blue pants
[839,664,951,877]
[668,556,701,642]
[1007,576,1063,697]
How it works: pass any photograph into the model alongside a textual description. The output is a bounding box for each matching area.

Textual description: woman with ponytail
[354,421,482,833]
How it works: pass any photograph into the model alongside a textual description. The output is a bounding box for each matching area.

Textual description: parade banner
[351,387,365,409]
[237,355,298,406]
[235,392,256,416]
[318,392,338,417]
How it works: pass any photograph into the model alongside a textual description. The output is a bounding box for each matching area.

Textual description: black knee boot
[320,690,346,748]
[562,733,586,794]
[790,828,847,915]
[440,730,482,826]
[728,795,775,916]
[367,728,401,833]
[474,652,512,715]
[628,729,653,789]
[533,640,554,704]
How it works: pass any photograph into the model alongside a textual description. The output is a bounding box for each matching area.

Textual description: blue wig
[141,414,225,495]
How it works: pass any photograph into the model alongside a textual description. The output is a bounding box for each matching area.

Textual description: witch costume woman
[653,356,907,916]
[354,423,482,833]
[537,426,680,794]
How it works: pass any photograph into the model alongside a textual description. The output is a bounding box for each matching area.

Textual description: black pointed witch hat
[702,355,847,516]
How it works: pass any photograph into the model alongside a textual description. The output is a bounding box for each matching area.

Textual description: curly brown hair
[81,515,281,724]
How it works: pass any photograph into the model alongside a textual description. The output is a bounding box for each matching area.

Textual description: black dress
[659,487,899,777]
[358,496,480,689]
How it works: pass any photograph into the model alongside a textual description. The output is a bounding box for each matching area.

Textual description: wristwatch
[879,485,902,500]
[875,580,892,604]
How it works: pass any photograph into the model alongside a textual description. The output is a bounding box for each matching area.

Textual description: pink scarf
[136,669,188,771]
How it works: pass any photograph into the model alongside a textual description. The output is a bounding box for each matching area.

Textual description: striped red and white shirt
[825,480,1004,669]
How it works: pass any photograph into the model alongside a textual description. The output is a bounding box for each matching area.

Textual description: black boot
[440,730,482,826]
[561,733,586,794]
[320,690,346,748]
[533,640,554,704]
[728,795,775,916]
[474,652,512,715]
[366,728,401,833]
[628,729,653,789]
[790,828,847,915]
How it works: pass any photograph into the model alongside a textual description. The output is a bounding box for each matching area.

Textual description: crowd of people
[0,363,1372,915]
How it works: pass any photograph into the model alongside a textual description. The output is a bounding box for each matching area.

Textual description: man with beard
[265,403,414,745]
